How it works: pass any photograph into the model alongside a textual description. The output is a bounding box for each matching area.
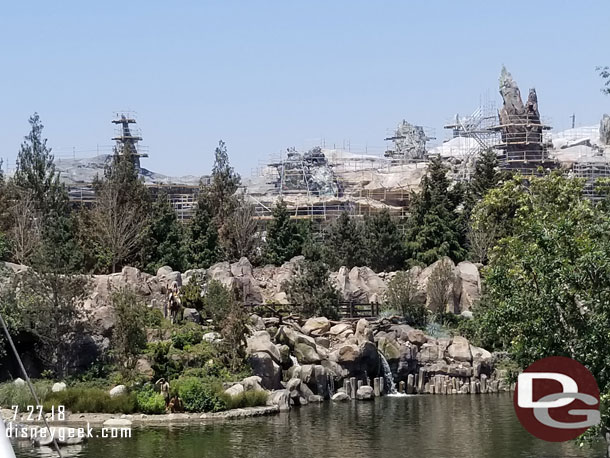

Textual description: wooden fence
[243,301,380,320]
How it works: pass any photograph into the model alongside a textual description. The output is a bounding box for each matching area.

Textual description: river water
[11,394,607,458]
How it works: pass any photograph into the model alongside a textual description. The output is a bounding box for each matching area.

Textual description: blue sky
[0,1,608,177]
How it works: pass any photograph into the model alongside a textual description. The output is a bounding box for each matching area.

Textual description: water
[12,395,606,458]
[378,353,397,394]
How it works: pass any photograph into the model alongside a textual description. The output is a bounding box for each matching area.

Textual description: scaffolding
[572,158,610,201]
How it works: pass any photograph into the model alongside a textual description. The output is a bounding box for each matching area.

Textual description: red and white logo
[514,356,600,442]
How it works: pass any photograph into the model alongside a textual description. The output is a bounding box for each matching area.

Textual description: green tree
[284,259,340,319]
[185,189,220,269]
[208,140,241,226]
[219,194,259,262]
[142,191,185,273]
[88,147,150,272]
[470,173,610,431]
[322,212,368,270]
[597,66,610,95]
[364,209,405,272]
[263,199,310,265]
[383,270,425,326]
[111,288,148,377]
[464,149,502,218]
[404,156,466,265]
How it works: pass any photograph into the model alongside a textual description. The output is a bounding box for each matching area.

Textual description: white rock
[103,418,132,427]
[13,378,25,386]
[52,382,67,393]
[109,385,127,398]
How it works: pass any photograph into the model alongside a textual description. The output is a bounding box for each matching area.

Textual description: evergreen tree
[12,114,81,272]
[142,191,185,273]
[464,149,501,218]
[364,209,405,272]
[208,140,241,226]
[219,194,259,262]
[322,211,368,269]
[263,199,309,265]
[284,259,340,319]
[404,156,466,265]
[185,187,220,269]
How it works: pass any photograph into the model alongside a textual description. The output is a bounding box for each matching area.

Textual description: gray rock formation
[600,114,610,145]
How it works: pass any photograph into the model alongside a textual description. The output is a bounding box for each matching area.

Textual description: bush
[284,259,340,319]
[181,276,204,311]
[135,385,166,414]
[0,380,52,410]
[43,387,136,414]
[171,323,204,350]
[172,376,226,413]
[383,270,426,326]
[220,390,268,410]
[111,288,148,375]
[148,341,184,381]
[201,280,234,324]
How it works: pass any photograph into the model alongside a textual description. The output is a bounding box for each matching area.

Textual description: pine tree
[208,140,241,226]
[185,187,221,269]
[364,209,405,272]
[263,199,309,265]
[404,156,466,265]
[284,259,340,319]
[464,149,501,218]
[142,191,185,273]
[219,194,259,262]
[12,114,81,272]
[322,211,368,269]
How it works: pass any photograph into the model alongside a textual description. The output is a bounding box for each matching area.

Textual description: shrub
[181,276,204,311]
[0,380,52,410]
[284,259,340,319]
[383,270,426,326]
[201,280,234,324]
[148,341,183,381]
[135,385,166,414]
[43,387,136,414]
[220,390,268,410]
[426,259,454,315]
[173,376,226,413]
[171,323,204,350]
[111,288,148,376]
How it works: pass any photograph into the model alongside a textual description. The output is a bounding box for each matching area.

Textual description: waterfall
[379,353,397,394]
[290,355,300,367]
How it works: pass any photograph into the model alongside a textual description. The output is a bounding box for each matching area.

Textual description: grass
[220,390,268,410]
[0,380,52,410]
[43,387,137,414]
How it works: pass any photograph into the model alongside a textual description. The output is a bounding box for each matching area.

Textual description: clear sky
[0,1,608,177]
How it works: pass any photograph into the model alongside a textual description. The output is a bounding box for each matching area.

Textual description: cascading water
[379,353,397,394]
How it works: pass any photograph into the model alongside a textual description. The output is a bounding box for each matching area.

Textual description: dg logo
[514,356,600,442]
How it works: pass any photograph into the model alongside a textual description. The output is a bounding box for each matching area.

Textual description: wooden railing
[243,301,380,320]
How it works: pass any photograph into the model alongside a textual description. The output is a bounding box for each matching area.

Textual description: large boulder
[267,389,290,411]
[249,352,281,390]
[355,319,373,345]
[246,331,281,364]
[294,343,322,365]
[230,258,263,304]
[447,336,472,363]
[224,383,245,397]
[356,385,374,400]
[334,266,387,303]
[456,262,481,312]
[302,317,331,336]
[109,385,127,398]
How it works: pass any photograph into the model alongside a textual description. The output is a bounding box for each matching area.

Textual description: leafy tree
[4,269,90,377]
[89,147,150,272]
[219,194,259,262]
[218,294,249,372]
[185,188,220,269]
[364,209,405,272]
[404,156,466,265]
[426,258,455,315]
[383,270,425,326]
[322,212,368,270]
[142,191,185,273]
[469,173,610,432]
[284,259,340,319]
[111,288,148,377]
[263,199,310,265]
[180,276,204,311]
[201,280,235,324]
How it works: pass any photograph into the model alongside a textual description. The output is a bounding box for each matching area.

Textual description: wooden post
[350,377,357,398]
[399,381,406,394]
[373,378,380,397]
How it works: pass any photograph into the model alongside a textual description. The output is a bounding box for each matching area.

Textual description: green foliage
[218,296,249,372]
[363,209,405,272]
[201,280,235,324]
[0,380,52,410]
[263,199,310,265]
[171,323,204,350]
[284,259,340,319]
[142,191,186,274]
[321,212,369,270]
[404,156,466,265]
[185,192,220,269]
[219,194,259,262]
[220,389,268,410]
[208,140,241,226]
[180,276,204,311]
[469,172,610,431]
[43,387,136,414]
[111,288,148,375]
[426,258,454,315]
[172,376,226,413]
[148,341,184,381]
[463,149,502,219]
[597,66,610,95]
[383,270,426,326]
[135,385,166,414]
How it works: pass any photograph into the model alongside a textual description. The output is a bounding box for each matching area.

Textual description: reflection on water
[12,394,607,458]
